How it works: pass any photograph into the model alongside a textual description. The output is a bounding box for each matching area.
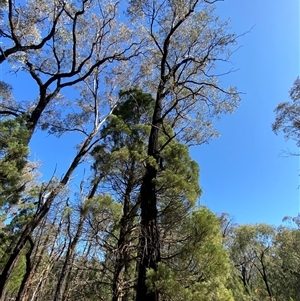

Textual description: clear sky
[191,0,300,225]
[2,0,299,226]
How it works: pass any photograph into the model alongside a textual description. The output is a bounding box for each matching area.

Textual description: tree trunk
[54,211,85,301]
[15,237,34,301]
[258,251,273,298]
[136,166,161,301]
[54,180,101,301]
[0,208,48,301]
[112,180,137,301]
[0,130,97,299]
[136,94,163,301]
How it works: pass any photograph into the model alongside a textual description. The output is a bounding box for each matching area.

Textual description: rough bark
[112,171,137,301]
[15,237,34,301]
[136,93,163,301]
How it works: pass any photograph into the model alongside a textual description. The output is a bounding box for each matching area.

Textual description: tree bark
[136,94,163,301]
[112,174,137,301]
[15,237,34,301]
[136,167,161,301]
[0,221,39,301]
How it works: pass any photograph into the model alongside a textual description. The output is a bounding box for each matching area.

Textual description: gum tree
[127,1,240,300]
[0,0,141,295]
[0,1,242,299]
[273,77,300,149]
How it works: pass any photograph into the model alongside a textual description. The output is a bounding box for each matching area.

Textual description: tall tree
[0,0,141,290]
[127,1,240,300]
[97,89,154,301]
[92,88,204,300]
[272,217,300,301]
[0,1,242,299]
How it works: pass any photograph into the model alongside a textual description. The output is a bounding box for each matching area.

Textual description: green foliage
[271,224,300,301]
[147,207,234,301]
[273,77,300,146]
[157,142,201,205]
[92,88,205,301]
[0,240,27,298]
[91,88,153,184]
[0,115,29,206]
[226,220,300,301]
[228,224,275,297]
[83,194,122,220]
[100,88,154,151]
[0,0,244,298]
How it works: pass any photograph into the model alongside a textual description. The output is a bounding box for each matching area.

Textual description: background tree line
[0,0,299,300]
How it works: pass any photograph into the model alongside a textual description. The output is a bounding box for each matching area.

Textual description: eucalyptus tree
[127,1,240,300]
[52,182,102,301]
[0,1,243,299]
[1,0,140,135]
[0,0,140,292]
[228,224,276,300]
[273,77,300,149]
[9,181,123,301]
[14,194,69,301]
[271,217,300,301]
[50,192,122,301]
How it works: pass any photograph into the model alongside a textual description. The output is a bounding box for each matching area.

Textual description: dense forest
[0,0,299,300]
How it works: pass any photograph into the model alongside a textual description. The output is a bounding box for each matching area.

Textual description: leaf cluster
[0,115,30,206]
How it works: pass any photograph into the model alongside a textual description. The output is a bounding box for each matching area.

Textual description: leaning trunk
[0,131,97,299]
[0,202,51,301]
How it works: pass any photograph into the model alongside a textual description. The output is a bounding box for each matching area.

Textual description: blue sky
[2,0,299,226]
[192,0,300,225]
